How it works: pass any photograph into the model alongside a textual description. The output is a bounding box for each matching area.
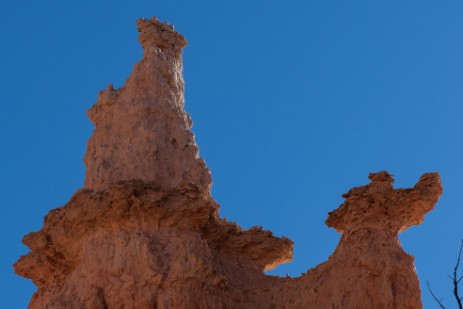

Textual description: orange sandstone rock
[15,181,293,308]
[15,17,443,309]
[84,18,211,194]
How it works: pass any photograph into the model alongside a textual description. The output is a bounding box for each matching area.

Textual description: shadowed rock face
[15,17,443,309]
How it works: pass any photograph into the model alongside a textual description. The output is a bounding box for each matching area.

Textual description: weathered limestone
[15,17,443,309]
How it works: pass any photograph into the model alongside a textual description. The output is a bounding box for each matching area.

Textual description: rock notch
[15,17,443,309]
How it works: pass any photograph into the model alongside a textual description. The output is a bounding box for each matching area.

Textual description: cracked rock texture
[15,17,443,309]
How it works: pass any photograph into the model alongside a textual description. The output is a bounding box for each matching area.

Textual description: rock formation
[15,17,443,309]
[84,18,211,194]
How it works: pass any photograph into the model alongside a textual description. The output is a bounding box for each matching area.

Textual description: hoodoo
[83,18,211,194]
[15,17,442,309]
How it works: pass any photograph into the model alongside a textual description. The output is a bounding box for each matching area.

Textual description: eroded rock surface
[15,17,443,309]
[84,18,211,193]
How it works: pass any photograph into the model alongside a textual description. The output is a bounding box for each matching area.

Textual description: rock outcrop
[15,17,443,309]
[83,18,211,193]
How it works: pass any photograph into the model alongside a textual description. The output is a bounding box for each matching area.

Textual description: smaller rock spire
[326,171,443,233]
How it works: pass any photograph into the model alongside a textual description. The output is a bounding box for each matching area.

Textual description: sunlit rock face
[83,18,211,194]
[297,171,443,309]
[15,17,442,309]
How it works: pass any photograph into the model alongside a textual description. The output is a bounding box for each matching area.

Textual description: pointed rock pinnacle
[84,17,211,194]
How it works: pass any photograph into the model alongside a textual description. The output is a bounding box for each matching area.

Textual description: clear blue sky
[1,1,462,308]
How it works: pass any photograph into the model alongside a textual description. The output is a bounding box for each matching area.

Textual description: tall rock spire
[84,17,211,193]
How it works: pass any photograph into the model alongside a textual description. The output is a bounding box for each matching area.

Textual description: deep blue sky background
[1,1,462,308]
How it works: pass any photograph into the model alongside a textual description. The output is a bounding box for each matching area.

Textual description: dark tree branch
[428,240,463,309]
[452,240,463,309]
[427,281,447,309]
